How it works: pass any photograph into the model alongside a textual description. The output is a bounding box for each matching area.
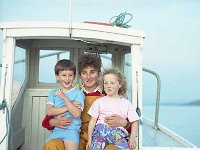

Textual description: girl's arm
[46,104,68,116]
[55,91,82,118]
[86,117,97,150]
[129,120,138,149]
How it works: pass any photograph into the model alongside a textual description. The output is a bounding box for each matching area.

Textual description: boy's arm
[55,91,82,118]
[42,101,80,130]
[46,104,68,116]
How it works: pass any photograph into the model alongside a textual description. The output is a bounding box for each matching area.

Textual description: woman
[42,54,129,150]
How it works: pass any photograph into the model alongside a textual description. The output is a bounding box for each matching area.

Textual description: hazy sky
[0,0,200,104]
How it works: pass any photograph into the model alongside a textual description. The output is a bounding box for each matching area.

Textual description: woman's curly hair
[78,54,102,74]
[102,68,127,97]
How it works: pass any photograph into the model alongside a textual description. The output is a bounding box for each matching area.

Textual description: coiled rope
[109,12,133,28]
[0,99,9,145]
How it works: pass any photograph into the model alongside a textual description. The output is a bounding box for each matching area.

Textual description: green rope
[0,99,9,145]
[109,12,133,28]
[136,107,143,125]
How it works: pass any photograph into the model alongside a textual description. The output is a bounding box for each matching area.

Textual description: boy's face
[80,66,99,91]
[56,70,75,91]
[103,74,121,97]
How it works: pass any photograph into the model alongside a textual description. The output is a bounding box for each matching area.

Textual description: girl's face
[103,74,121,98]
[80,66,99,92]
[56,70,75,91]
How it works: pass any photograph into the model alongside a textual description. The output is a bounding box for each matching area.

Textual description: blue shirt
[47,87,85,132]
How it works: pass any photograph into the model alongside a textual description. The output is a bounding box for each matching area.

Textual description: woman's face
[80,66,99,91]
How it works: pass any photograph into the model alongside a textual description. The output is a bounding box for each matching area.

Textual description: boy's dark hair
[54,59,76,76]
[78,54,102,74]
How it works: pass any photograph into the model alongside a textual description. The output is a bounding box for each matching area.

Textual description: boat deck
[143,121,183,147]
[142,117,198,149]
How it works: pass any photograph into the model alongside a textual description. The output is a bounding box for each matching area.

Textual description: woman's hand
[104,114,128,127]
[50,114,73,128]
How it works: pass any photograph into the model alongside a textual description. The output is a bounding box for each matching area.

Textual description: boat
[2,1,200,147]
[0,21,199,150]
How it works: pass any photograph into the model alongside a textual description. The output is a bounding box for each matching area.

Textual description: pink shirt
[88,95,139,126]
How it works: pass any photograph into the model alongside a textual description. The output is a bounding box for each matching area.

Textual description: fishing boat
[1,9,200,149]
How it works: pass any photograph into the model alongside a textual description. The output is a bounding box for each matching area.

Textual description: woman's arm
[49,114,73,128]
[42,114,73,130]
[104,114,129,128]
[42,115,55,130]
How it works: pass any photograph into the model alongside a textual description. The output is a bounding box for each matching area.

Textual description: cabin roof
[0,22,146,46]
[0,21,146,36]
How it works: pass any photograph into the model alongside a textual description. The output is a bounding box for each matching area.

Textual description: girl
[86,68,139,150]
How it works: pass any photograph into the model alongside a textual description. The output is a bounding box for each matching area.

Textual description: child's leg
[90,137,106,150]
[64,141,79,150]
[107,128,129,149]
[62,129,80,150]
[115,137,129,149]
[90,124,107,150]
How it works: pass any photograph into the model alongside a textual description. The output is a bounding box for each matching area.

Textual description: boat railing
[0,51,66,68]
[125,62,161,129]
[142,68,161,129]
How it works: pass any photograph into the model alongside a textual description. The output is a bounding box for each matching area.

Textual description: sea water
[143,105,200,147]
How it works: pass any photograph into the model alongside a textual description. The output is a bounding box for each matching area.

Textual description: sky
[0,0,200,105]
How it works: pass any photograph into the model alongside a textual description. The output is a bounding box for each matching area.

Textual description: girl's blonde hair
[102,68,127,97]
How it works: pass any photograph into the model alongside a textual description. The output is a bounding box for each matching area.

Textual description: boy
[45,59,85,150]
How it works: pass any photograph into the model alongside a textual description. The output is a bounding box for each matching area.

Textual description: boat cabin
[0,22,144,150]
[0,22,199,150]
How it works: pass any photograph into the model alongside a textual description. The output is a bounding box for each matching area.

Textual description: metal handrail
[143,68,161,129]
[0,51,66,68]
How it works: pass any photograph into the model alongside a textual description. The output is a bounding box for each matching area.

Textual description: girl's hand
[86,140,91,150]
[129,138,136,150]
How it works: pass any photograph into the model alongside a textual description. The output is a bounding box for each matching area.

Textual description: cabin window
[100,53,112,70]
[124,53,132,101]
[12,47,26,106]
[39,50,70,83]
